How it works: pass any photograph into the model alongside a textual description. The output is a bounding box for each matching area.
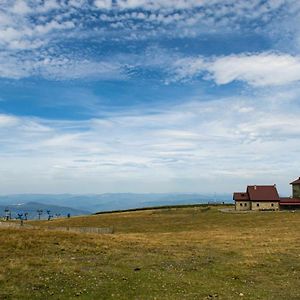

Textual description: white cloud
[0,54,31,78]
[2,43,300,87]
[0,0,293,51]
[209,53,300,86]
[0,0,298,80]
[94,0,112,9]
[170,52,300,87]
[11,0,32,15]
[0,27,22,43]
[35,20,75,35]
[0,89,300,193]
[170,57,206,82]
[113,0,282,12]
[0,114,19,127]
[0,52,124,80]
[36,0,60,12]
[0,0,299,194]
[0,11,13,26]
[40,59,123,80]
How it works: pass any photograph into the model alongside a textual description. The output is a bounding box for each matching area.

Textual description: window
[271,203,274,207]
[257,203,259,207]
[244,203,247,207]
[240,203,243,206]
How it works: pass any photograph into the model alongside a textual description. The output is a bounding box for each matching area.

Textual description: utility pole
[17,213,24,226]
[47,210,52,221]
[37,209,43,220]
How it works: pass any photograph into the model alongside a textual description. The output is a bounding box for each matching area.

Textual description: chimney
[254,185,257,190]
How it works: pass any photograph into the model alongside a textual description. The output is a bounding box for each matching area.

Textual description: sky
[0,0,300,195]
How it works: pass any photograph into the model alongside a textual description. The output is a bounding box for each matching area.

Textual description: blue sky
[0,0,300,195]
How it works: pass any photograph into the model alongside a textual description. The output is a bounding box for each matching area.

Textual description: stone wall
[235,201,251,211]
[251,201,279,211]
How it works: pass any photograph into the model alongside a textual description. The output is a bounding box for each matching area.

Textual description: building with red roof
[290,177,300,198]
[233,177,300,211]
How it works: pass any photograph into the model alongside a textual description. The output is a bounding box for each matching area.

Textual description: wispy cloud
[0,0,297,81]
[0,51,125,80]
[3,46,300,87]
[0,88,299,193]
[1,1,300,194]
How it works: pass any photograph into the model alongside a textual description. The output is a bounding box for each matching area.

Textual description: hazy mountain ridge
[0,193,232,213]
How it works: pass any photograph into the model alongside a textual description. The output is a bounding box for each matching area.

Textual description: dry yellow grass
[1,206,300,299]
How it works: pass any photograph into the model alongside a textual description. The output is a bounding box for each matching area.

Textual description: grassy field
[1,206,300,299]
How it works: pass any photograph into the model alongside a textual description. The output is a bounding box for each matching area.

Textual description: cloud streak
[0,89,300,193]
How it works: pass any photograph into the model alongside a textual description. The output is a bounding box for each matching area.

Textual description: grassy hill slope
[1,206,300,299]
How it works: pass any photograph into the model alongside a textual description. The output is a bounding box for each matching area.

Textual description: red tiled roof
[280,197,300,205]
[247,185,280,201]
[290,177,300,185]
[233,192,249,201]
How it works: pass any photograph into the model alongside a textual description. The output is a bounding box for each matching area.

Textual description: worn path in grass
[1,206,300,299]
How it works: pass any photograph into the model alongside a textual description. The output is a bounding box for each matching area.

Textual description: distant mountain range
[0,193,232,215]
[0,202,90,220]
